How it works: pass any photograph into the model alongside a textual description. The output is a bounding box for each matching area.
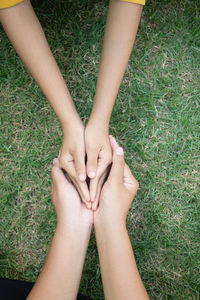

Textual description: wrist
[94,216,126,234]
[62,115,84,136]
[87,115,109,132]
[56,221,92,240]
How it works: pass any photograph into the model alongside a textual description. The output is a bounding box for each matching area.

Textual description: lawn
[0,0,199,299]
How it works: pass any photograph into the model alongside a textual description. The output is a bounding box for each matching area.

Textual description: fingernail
[53,158,58,165]
[79,173,86,182]
[88,171,95,178]
[116,147,124,155]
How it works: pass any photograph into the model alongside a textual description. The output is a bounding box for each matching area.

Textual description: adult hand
[59,119,90,205]
[51,158,93,227]
[85,122,112,209]
[94,136,139,226]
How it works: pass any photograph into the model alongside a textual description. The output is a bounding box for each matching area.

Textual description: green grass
[0,0,200,299]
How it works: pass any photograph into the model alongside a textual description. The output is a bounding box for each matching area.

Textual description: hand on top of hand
[94,136,139,226]
[59,119,112,209]
[58,119,91,209]
[51,158,93,227]
[85,122,112,210]
[54,132,139,227]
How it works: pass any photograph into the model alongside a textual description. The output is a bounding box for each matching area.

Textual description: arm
[85,0,143,206]
[27,225,91,300]
[94,136,149,300]
[27,159,93,300]
[0,1,90,203]
[89,0,143,126]
[95,223,148,300]
[0,0,78,129]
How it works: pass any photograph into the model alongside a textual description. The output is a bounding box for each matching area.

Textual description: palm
[61,181,93,225]
[52,165,93,226]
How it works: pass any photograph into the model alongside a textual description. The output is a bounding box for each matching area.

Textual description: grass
[0,0,200,299]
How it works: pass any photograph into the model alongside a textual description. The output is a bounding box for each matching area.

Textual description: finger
[51,158,69,187]
[89,157,110,202]
[70,176,91,206]
[109,135,119,153]
[92,171,107,211]
[78,181,91,203]
[92,198,99,211]
[108,147,125,184]
[86,147,98,179]
[69,173,90,204]
[124,164,139,191]
[74,151,86,182]
[60,157,90,203]
[89,173,100,203]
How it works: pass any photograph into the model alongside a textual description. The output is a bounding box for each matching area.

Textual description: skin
[27,137,149,299]
[26,158,93,300]
[0,0,90,206]
[94,136,149,300]
[86,0,143,204]
[0,0,143,208]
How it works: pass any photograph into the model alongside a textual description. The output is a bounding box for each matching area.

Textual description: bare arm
[85,1,143,205]
[27,225,91,300]
[95,223,148,300]
[27,159,93,300]
[0,0,79,128]
[0,1,90,203]
[94,136,149,300]
[89,0,143,126]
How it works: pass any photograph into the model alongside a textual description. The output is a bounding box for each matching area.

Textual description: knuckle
[133,177,139,188]
[59,156,67,168]
[132,179,139,192]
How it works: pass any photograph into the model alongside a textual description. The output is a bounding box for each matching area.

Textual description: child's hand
[85,123,112,209]
[59,121,90,206]
[94,136,139,226]
[51,158,93,227]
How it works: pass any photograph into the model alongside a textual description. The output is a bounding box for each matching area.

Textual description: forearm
[89,0,143,126]
[27,223,92,300]
[95,221,149,300]
[0,0,79,129]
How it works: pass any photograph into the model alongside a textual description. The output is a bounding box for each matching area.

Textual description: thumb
[124,163,139,193]
[74,151,86,182]
[86,148,98,179]
[51,158,68,187]
[108,147,125,184]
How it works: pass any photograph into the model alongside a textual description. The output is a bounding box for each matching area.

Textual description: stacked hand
[53,135,139,226]
[58,119,112,211]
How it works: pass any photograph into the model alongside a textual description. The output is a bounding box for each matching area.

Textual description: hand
[51,158,93,227]
[85,122,112,210]
[59,119,90,206]
[94,136,139,226]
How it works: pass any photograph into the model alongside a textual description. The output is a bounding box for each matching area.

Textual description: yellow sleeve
[120,0,145,5]
[0,0,24,9]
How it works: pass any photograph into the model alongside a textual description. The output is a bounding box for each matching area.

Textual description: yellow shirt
[0,0,145,9]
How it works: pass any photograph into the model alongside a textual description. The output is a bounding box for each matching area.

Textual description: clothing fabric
[0,0,145,9]
[0,278,93,300]
[0,0,24,8]
[120,0,145,4]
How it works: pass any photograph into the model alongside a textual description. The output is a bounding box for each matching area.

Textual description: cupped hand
[51,158,93,227]
[94,136,139,226]
[85,123,112,210]
[59,120,91,207]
